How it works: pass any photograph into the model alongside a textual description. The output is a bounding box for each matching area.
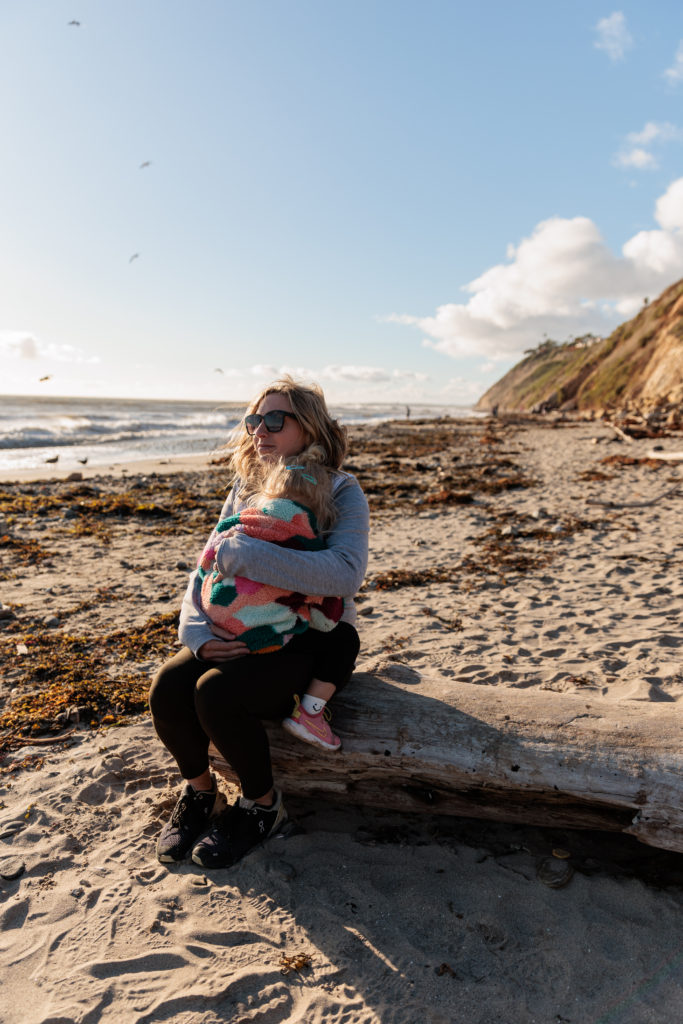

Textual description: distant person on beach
[149,377,369,869]
[195,453,346,750]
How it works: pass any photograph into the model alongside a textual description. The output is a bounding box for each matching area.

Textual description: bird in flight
[68,20,80,27]
[139,161,152,169]
[39,375,52,382]
[129,253,139,263]
[213,368,224,374]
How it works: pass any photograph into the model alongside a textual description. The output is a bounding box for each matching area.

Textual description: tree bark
[209,669,682,853]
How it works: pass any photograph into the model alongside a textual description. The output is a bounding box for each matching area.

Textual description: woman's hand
[198,638,249,661]
[198,626,249,662]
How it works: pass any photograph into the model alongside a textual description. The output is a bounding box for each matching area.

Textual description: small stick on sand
[587,483,681,508]
[646,450,683,461]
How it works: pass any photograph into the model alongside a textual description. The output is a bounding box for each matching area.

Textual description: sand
[1,416,682,1023]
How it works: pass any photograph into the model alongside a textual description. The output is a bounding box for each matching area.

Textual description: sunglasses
[244,410,298,434]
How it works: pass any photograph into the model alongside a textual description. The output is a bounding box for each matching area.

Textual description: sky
[3,1,683,406]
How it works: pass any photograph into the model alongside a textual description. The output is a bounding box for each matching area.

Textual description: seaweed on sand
[0,612,179,759]
[0,535,56,577]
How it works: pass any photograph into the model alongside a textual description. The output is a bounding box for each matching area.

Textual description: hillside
[475,278,683,422]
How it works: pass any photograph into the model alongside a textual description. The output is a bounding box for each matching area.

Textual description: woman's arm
[177,483,244,657]
[214,475,369,596]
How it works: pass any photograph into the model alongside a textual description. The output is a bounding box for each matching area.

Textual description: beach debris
[0,856,26,880]
[536,855,574,889]
[0,611,178,755]
[368,566,460,591]
[0,536,55,576]
[587,483,680,508]
[279,951,312,976]
[15,643,28,656]
[435,962,457,977]
[646,449,683,461]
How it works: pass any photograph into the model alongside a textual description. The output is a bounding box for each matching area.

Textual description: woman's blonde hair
[254,446,336,531]
[227,376,347,519]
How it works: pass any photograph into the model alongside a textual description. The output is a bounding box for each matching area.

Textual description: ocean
[0,395,476,472]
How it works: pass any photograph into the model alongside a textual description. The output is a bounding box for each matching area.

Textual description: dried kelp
[366,567,460,591]
[0,611,179,756]
[0,535,56,578]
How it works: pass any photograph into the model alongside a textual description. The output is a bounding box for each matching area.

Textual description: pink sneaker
[282,695,341,752]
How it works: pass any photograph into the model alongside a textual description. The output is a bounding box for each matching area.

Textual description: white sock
[302,693,326,715]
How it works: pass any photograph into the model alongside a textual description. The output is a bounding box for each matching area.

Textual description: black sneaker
[191,790,287,869]
[156,779,225,863]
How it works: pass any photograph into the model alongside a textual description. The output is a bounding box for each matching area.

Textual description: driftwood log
[210,669,682,854]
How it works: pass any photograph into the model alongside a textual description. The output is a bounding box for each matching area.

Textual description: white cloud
[0,331,100,364]
[613,122,683,170]
[629,122,681,145]
[663,40,683,84]
[388,178,683,362]
[594,11,633,62]
[654,176,683,230]
[318,365,428,384]
[614,148,658,170]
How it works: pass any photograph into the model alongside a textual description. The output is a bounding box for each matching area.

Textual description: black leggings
[149,622,360,799]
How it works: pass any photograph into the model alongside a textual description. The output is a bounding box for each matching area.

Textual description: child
[196,451,347,750]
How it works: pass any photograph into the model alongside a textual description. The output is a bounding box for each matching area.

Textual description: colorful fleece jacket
[196,497,343,654]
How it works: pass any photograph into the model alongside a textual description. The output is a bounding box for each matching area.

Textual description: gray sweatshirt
[178,470,370,657]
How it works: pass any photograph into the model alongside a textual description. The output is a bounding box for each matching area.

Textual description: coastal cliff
[475,277,683,422]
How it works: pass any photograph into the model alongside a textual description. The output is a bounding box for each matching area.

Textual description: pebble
[358,605,375,616]
[176,560,191,571]
[0,856,26,880]
[43,615,60,628]
[0,605,16,621]
[65,471,83,482]
[15,643,29,656]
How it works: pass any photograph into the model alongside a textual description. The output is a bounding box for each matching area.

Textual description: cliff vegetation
[476,278,683,423]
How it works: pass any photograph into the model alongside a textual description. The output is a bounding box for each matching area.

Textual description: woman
[149,377,369,869]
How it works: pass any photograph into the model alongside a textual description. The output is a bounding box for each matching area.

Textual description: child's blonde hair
[254,444,336,532]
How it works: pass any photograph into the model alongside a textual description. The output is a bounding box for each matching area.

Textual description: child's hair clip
[285,465,317,484]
